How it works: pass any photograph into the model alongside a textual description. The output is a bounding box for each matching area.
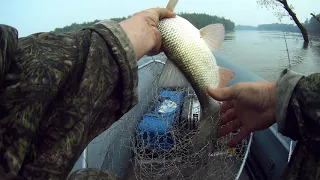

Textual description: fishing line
[282,30,291,69]
[278,17,292,69]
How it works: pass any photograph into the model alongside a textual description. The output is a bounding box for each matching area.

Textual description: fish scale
[158,16,219,114]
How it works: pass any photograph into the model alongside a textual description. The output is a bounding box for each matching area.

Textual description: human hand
[207,82,277,147]
[120,8,176,60]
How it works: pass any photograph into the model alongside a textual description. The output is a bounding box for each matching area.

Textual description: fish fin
[158,59,190,88]
[166,0,179,12]
[191,109,220,152]
[200,24,225,52]
[218,67,235,88]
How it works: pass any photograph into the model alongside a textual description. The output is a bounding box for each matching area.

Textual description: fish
[157,0,235,150]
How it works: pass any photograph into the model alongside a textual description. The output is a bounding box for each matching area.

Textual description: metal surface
[82,147,88,169]
[236,133,253,180]
[288,140,293,162]
[138,59,165,69]
[181,87,201,130]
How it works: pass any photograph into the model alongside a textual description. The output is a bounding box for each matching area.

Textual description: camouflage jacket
[0,21,138,180]
[276,69,320,180]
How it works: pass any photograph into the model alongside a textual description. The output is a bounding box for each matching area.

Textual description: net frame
[125,57,252,180]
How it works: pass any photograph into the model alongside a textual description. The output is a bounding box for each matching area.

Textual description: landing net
[125,56,251,180]
[80,55,251,180]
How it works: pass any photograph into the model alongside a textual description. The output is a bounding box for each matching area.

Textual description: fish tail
[166,0,179,12]
[199,106,220,138]
[191,102,221,151]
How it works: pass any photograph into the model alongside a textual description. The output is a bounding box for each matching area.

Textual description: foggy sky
[2,0,319,37]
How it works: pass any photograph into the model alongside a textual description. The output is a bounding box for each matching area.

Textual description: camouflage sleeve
[276,68,320,151]
[0,20,138,180]
[0,24,18,88]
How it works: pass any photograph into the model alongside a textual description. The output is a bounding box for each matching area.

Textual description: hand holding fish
[120,8,176,60]
[207,82,277,147]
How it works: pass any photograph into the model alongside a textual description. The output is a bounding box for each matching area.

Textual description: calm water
[217,30,320,81]
[145,30,320,82]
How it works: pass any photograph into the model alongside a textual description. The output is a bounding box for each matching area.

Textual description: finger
[166,0,179,11]
[218,119,242,137]
[228,128,250,147]
[207,85,240,101]
[220,108,237,126]
[220,101,234,114]
[152,8,176,20]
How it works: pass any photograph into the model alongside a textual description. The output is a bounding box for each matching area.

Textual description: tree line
[235,14,320,35]
[235,23,300,32]
[304,13,320,35]
[257,0,320,45]
[178,12,235,31]
[53,17,128,33]
[52,13,235,33]
[258,23,299,32]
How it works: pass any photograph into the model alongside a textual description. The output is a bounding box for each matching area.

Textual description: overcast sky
[2,0,319,37]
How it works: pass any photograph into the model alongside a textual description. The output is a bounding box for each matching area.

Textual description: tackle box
[137,87,202,151]
[138,89,186,150]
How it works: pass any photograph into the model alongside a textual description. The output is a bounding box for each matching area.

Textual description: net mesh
[76,55,251,180]
[125,56,250,180]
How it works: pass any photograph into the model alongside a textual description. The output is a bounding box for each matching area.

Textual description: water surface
[217,30,320,81]
[145,30,320,82]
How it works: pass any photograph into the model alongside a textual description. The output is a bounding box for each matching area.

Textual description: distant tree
[257,23,300,32]
[52,13,235,34]
[306,13,320,35]
[310,13,320,24]
[51,17,127,33]
[178,12,235,31]
[257,0,309,44]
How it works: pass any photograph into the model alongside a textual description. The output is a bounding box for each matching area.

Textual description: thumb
[207,85,239,101]
[152,8,176,20]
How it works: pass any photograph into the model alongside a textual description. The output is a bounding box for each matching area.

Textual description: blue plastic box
[138,89,186,150]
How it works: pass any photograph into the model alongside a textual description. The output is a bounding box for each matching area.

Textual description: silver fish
[158,0,235,149]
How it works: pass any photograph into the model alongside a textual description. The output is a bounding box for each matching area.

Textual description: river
[143,30,320,82]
